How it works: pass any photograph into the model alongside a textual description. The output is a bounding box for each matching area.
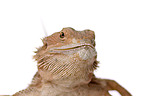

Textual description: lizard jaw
[50,43,95,51]
[49,43,97,60]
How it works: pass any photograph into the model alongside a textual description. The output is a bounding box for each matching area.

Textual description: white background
[0,0,145,96]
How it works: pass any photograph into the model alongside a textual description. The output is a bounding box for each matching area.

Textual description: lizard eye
[60,32,65,38]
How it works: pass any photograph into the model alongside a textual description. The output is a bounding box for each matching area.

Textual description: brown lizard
[1,27,132,96]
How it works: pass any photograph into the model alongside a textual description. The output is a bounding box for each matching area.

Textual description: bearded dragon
[1,27,131,96]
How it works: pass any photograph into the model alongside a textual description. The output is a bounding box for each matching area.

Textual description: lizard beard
[36,46,98,87]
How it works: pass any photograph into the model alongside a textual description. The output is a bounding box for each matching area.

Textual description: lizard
[1,27,132,96]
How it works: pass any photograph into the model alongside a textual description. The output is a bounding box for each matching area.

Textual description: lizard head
[35,27,96,59]
[34,27,98,85]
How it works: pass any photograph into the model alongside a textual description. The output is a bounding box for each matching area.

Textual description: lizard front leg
[105,79,132,96]
[91,77,132,96]
[12,72,42,96]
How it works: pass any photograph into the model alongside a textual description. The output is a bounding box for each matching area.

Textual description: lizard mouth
[50,43,95,51]
[49,43,97,60]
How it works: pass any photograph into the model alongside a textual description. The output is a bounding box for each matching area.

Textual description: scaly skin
[2,27,132,96]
